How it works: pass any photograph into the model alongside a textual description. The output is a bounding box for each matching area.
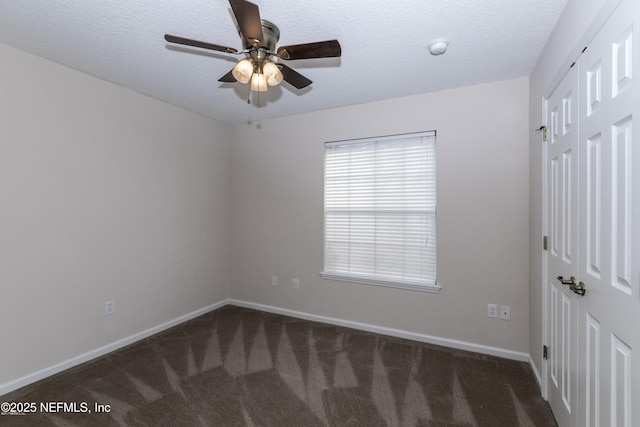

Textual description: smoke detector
[429,38,449,55]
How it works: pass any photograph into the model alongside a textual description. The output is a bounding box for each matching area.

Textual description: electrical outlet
[272,276,278,286]
[105,300,115,316]
[500,305,510,320]
[293,278,300,289]
[488,304,498,318]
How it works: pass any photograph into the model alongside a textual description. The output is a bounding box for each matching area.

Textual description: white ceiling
[0,0,567,125]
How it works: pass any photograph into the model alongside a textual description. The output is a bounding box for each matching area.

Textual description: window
[321,131,438,292]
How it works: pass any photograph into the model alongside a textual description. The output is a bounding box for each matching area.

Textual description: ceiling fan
[164,0,342,95]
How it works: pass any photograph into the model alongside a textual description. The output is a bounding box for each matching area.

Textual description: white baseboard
[529,354,543,391]
[228,299,530,362]
[2,298,534,397]
[0,300,226,397]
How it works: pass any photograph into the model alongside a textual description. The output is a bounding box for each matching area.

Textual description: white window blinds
[322,131,437,291]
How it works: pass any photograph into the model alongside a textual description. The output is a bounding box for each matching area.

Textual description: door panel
[546,64,580,427]
[578,0,639,425]
[585,313,600,426]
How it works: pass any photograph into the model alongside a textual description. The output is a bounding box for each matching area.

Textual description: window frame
[320,131,439,293]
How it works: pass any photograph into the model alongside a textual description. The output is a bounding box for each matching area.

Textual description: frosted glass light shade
[263,61,283,86]
[232,59,253,84]
[250,72,267,92]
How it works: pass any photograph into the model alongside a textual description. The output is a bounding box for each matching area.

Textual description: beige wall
[230,77,530,353]
[7,2,599,386]
[0,42,231,387]
[528,0,612,379]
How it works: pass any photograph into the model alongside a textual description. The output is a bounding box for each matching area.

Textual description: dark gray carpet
[1,305,557,426]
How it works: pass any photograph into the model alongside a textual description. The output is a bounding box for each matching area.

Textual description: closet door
[546,63,580,427]
[577,0,640,425]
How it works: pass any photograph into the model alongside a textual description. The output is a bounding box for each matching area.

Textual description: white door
[577,0,640,425]
[545,0,640,426]
[546,63,580,427]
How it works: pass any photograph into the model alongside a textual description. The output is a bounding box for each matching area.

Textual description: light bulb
[232,59,253,84]
[250,72,267,92]
[263,61,283,86]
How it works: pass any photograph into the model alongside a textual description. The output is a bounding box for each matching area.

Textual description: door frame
[539,0,624,404]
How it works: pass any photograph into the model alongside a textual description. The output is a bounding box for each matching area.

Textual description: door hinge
[535,126,549,141]
[543,236,548,251]
[543,345,548,360]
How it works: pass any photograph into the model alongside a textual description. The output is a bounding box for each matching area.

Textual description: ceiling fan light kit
[232,59,253,83]
[263,61,283,86]
[250,71,268,92]
[164,0,342,103]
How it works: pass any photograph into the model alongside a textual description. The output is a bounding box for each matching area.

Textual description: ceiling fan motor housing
[244,20,280,57]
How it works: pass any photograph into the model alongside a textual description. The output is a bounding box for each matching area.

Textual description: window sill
[319,272,441,293]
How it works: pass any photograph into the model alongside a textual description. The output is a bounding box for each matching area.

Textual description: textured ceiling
[0,0,567,125]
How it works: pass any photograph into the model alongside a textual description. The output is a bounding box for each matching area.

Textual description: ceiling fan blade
[277,40,341,60]
[229,0,264,45]
[279,64,312,89]
[218,69,237,83]
[164,34,238,54]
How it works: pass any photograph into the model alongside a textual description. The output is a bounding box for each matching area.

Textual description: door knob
[556,276,576,285]
[570,281,586,296]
